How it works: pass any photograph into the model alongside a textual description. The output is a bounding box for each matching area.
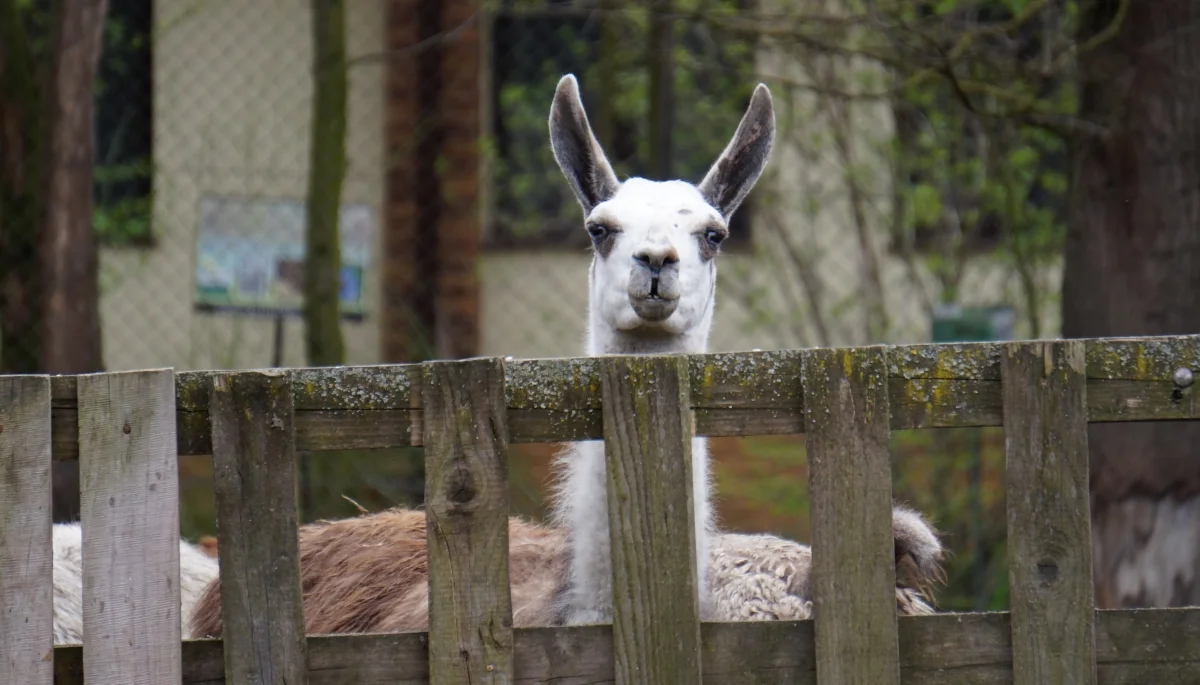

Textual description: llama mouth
[629,294,679,322]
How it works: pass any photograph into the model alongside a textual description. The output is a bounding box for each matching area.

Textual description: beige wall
[100,0,385,372]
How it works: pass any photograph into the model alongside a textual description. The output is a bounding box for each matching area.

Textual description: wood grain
[801,346,901,685]
[1002,341,1097,685]
[46,608,1200,684]
[600,355,702,684]
[209,371,307,685]
[78,370,181,684]
[0,376,53,685]
[421,358,514,684]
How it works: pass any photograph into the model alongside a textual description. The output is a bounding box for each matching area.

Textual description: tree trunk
[303,0,347,367]
[646,0,673,180]
[37,0,110,524]
[40,0,107,375]
[1064,0,1200,608]
[0,0,45,374]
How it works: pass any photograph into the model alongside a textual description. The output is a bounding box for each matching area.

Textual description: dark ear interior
[548,74,620,215]
[697,84,776,221]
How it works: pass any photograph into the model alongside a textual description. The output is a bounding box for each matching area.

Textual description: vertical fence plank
[0,376,53,684]
[210,370,307,685]
[802,347,901,685]
[600,355,702,685]
[1003,341,1096,684]
[78,370,181,684]
[422,358,514,684]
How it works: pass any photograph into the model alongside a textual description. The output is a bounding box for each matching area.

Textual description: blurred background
[1,0,1196,614]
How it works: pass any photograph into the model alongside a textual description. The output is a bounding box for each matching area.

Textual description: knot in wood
[446,459,477,506]
[1036,559,1059,585]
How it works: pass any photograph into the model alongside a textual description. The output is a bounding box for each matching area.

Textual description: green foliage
[489,1,755,245]
[93,5,155,247]
[886,0,1078,320]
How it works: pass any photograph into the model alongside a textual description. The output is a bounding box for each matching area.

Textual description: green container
[931,304,1016,343]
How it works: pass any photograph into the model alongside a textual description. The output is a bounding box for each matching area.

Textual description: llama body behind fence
[188,504,943,637]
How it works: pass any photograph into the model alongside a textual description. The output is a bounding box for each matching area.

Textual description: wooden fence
[1,335,1198,684]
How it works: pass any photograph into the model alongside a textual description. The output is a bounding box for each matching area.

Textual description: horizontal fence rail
[39,335,1200,460]
[45,610,1200,684]
[0,335,1196,685]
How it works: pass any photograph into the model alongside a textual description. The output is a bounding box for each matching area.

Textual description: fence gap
[0,375,53,685]
[78,369,181,684]
[600,354,702,684]
[422,357,515,684]
[1002,341,1097,684]
[802,346,901,685]
[210,370,307,685]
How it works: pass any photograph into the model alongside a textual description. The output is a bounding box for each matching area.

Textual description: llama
[189,505,942,637]
[46,522,219,645]
[188,73,946,637]
[545,72,774,624]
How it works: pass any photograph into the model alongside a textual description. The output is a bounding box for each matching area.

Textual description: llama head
[548,74,775,353]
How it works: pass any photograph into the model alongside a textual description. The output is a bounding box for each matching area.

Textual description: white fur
[554,182,720,622]
[585,180,722,350]
[48,522,220,645]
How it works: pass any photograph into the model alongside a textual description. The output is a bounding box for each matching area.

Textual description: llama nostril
[633,248,679,269]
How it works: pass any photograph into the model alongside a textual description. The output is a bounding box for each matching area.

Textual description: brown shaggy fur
[189,509,565,637]
[189,506,943,638]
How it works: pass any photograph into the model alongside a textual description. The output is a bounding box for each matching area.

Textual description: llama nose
[632,247,680,273]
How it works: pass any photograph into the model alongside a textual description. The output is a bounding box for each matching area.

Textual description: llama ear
[549,74,620,215]
[697,83,775,221]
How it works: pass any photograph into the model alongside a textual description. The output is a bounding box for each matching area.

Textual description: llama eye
[705,229,727,247]
[587,224,609,242]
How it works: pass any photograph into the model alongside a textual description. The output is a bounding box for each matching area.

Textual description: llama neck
[553,272,717,625]
[585,325,711,356]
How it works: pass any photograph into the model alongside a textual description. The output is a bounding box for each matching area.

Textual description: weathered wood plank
[78,370,181,684]
[421,358,514,684]
[209,371,307,685]
[802,346,901,685]
[600,355,703,684]
[42,335,1200,458]
[0,376,53,685]
[1002,341,1096,685]
[44,375,1196,459]
[1085,335,1200,380]
[294,409,419,450]
[49,608,1200,684]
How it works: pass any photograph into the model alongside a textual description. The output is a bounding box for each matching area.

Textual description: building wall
[100,0,385,372]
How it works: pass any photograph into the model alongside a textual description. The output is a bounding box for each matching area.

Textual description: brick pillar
[382,0,481,362]
[435,0,482,359]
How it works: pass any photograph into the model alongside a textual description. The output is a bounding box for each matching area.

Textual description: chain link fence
[0,0,1076,612]
[19,0,1063,377]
